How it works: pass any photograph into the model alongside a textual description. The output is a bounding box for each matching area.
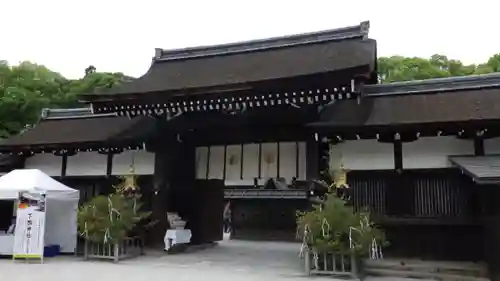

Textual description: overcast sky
[1,0,498,79]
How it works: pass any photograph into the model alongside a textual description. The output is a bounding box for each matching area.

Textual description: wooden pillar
[148,131,196,246]
[149,146,171,246]
[306,134,319,180]
[105,153,113,177]
[474,136,485,156]
[387,134,414,216]
[60,154,68,178]
[393,139,403,172]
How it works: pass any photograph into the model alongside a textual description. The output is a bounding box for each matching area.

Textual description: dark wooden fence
[349,169,484,261]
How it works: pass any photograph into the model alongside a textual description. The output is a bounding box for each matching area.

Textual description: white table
[164,229,192,251]
[0,234,14,255]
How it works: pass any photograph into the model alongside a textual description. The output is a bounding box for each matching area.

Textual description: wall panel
[112,150,155,175]
[196,141,307,186]
[403,137,473,169]
[25,154,62,176]
[329,140,394,170]
[66,152,107,176]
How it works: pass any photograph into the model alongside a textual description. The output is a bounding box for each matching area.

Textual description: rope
[103,228,111,244]
[313,251,319,269]
[321,218,330,238]
[107,196,121,223]
[370,237,384,260]
[80,221,89,238]
[299,224,310,258]
[349,226,361,249]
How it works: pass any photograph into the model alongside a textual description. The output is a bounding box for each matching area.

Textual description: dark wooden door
[191,179,224,244]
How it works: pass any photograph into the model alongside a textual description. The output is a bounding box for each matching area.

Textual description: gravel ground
[0,239,313,281]
[0,239,430,281]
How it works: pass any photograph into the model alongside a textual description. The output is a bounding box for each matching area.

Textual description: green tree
[378,53,500,83]
[0,62,129,137]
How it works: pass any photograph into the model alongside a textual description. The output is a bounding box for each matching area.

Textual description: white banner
[13,206,45,259]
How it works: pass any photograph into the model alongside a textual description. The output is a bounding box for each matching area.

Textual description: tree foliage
[77,176,152,243]
[378,53,500,83]
[77,193,151,243]
[0,53,499,138]
[297,192,386,256]
[0,62,128,138]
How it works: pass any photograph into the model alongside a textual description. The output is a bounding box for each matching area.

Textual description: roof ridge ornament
[155,21,370,62]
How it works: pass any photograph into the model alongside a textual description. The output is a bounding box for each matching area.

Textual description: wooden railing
[304,250,358,278]
[83,236,144,262]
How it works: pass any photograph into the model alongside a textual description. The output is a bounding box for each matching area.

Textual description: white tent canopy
[0,169,80,253]
[0,169,79,200]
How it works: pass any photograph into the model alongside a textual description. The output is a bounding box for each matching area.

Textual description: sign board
[12,202,46,260]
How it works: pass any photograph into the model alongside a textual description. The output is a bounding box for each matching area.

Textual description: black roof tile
[311,74,500,129]
[0,108,155,151]
[81,22,376,99]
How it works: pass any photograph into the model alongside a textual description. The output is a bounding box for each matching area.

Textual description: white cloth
[0,169,79,200]
[164,229,192,251]
[0,234,14,255]
[0,169,79,254]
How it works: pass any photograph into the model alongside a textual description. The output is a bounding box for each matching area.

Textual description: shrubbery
[297,191,386,256]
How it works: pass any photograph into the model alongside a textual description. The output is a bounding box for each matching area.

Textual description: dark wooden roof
[82,21,376,100]
[0,108,155,152]
[310,73,500,129]
[449,155,500,185]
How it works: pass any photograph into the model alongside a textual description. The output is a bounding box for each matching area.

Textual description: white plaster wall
[329,140,394,170]
[25,154,62,176]
[208,146,225,179]
[66,152,107,176]
[403,136,474,169]
[279,142,299,181]
[112,150,155,175]
[242,144,259,182]
[225,145,242,182]
[260,143,278,179]
[195,147,209,179]
[485,137,500,155]
[195,142,307,185]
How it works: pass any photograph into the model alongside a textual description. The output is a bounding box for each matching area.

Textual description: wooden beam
[222,145,227,181]
[306,137,319,180]
[257,143,262,179]
[106,153,114,177]
[206,146,211,179]
[393,140,403,171]
[474,136,485,156]
[60,154,68,178]
[276,142,280,178]
[240,144,244,180]
[295,141,300,178]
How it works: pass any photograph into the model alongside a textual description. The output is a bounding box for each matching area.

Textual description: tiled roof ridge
[41,107,117,120]
[365,72,500,96]
[154,21,370,62]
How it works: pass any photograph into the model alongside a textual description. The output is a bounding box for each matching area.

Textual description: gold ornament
[333,164,349,188]
[114,165,139,195]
